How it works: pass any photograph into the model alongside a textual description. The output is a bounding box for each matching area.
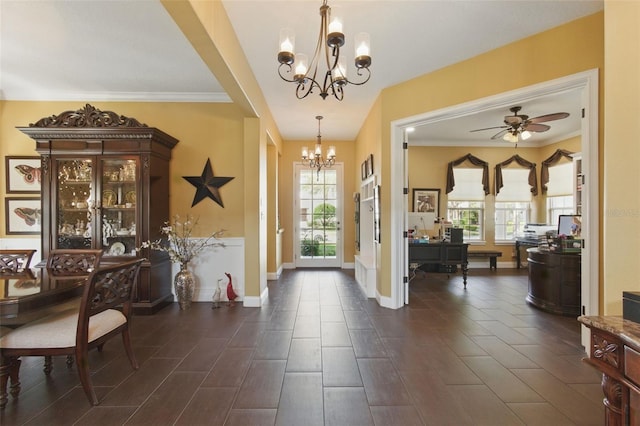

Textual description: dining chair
[0,250,36,275]
[44,249,104,374]
[0,258,143,408]
[46,249,103,277]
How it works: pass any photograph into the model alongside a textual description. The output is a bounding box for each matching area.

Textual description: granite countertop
[578,315,640,348]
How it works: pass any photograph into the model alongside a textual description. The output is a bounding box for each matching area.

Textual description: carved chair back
[77,259,143,345]
[46,249,103,277]
[0,250,36,275]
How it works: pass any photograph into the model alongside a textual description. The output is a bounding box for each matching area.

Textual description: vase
[174,263,195,310]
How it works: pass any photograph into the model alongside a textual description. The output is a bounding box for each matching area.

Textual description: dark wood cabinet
[526,248,581,316]
[18,104,178,314]
[578,316,640,425]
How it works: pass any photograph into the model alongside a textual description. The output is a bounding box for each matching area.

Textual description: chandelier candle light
[302,115,336,179]
[277,0,371,100]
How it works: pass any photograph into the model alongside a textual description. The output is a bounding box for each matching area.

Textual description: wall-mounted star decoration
[183,158,234,207]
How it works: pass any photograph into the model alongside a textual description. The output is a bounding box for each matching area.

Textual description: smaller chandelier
[302,116,336,178]
[277,0,371,101]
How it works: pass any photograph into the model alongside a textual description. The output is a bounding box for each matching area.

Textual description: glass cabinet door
[100,158,138,258]
[55,159,93,249]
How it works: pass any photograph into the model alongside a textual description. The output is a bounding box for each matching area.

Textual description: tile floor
[0,268,604,425]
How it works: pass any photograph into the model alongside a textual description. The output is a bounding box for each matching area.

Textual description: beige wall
[603,1,640,314]
[1,101,247,239]
[408,137,581,254]
[279,139,356,266]
[358,12,604,298]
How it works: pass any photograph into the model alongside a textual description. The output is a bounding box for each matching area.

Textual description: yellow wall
[408,138,581,255]
[1,101,247,239]
[280,139,356,265]
[603,1,640,314]
[359,12,604,298]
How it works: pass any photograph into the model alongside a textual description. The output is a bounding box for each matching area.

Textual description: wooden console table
[408,242,469,288]
[578,316,640,425]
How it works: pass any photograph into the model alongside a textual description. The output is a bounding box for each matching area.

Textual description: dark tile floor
[1,268,603,425]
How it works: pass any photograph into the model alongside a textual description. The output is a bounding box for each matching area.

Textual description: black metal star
[182,158,234,207]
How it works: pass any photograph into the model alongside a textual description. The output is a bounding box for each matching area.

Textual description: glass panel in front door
[298,168,339,265]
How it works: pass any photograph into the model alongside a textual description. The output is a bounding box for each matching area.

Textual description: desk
[526,248,580,316]
[0,269,85,324]
[515,237,540,268]
[409,242,469,288]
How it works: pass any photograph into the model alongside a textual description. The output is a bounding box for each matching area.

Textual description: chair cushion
[0,309,126,349]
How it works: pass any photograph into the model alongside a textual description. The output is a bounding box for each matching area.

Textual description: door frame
[390,70,599,347]
[293,162,344,268]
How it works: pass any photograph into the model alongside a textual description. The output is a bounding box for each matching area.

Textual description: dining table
[0,269,86,327]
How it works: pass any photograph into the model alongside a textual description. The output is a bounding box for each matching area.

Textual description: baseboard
[244,286,269,307]
[283,262,295,269]
[267,264,284,280]
[342,262,354,269]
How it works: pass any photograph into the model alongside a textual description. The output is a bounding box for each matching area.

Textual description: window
[494,168,531,241]
[495,202,529,240]
[547,195,574,225]
[447,168,485,241]
[545,162,575,224]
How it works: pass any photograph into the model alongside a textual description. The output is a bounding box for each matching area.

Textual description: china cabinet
[18,104,178,314]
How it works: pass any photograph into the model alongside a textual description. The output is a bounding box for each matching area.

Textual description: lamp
[302,116,335,178]
[277,0,371,101]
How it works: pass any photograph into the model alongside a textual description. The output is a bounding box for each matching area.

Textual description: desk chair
[0,259,143,408]
[44,249,104,373]
[0,250,36,275]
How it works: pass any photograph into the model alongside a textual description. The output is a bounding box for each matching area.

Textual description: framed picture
[366,154,374,177]
[412,188,440,215]
[373,185,381,243]
[5,156,42,194]
[5,197,41,235]
[361,161,367,181]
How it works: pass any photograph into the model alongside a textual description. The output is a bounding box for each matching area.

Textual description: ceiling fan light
[503,132,518,143]
[521,130,532,140]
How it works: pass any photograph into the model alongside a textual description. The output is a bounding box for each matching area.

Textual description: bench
[467,250,502,270]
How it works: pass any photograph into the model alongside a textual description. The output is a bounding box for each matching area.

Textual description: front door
[294,164,342,267]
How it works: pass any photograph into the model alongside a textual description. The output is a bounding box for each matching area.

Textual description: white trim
[267,264,283,280]
[244,287,269,308]
[342,262,354,269]
[3,91,232,103]
[283,262,296,269]
[391,70,600,338]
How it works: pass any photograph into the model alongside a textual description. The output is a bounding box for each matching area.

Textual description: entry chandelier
[302,116,336,178]
[277,0,372,101]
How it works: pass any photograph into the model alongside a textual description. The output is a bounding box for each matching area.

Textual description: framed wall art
[5,156,42,194]
[5,197,42,235]
[366,154,374,177]
[412,188,440,215]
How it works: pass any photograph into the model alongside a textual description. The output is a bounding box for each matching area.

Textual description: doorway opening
[390,70,599,348]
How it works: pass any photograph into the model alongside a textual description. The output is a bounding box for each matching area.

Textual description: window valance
[541,149,574,194]
[495,154,538,196]
[446,153,489,195]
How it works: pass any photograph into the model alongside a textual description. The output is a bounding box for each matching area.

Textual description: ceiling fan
[470,106,570,143]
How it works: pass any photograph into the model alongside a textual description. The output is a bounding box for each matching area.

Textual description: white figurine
[212,278,223,309]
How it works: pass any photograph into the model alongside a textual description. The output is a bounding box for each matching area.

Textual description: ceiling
[1,0,602,144]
